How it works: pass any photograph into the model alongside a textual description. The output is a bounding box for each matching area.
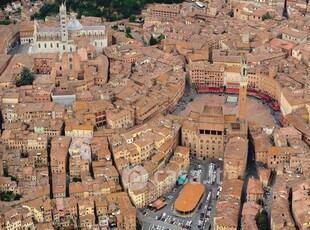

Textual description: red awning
[197,87,209,93]
[279,116,286,126]
[197,87,223,93]
[226,88,239,94]
[270,101,280,111]
[209,87,224,92]
[261,94,272,102]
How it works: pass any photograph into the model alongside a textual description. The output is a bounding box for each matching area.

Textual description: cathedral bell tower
[60,2,68,43]
[238,55,248,120]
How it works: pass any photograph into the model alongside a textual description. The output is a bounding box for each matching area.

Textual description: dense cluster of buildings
[0,0,309,229]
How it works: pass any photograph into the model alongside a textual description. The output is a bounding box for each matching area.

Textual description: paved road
[138,211,183,230]
[138,159,222,230]
[264,186,273,225]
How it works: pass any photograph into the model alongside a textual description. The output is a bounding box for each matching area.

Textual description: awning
[262,94,272,102]
[247,88,258,93]
[226,88,239,94]
[270,101,280,111]
[197,87,224,93]
[279,116,286,126]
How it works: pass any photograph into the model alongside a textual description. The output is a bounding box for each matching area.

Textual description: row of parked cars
[155,213,192,229]
[150,225,170,230]
[190,164,202,182]
[142,211,150,218]
[206,163,217,184]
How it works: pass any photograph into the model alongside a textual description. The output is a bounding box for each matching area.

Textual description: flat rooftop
[174,183,205,213]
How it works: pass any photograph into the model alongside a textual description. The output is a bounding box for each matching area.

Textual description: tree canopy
[129,14,136,22]
[17,67,34,87]
[262,12,272,21]
[30,0,185,21]
[256,209,269,230]
[149,34,165,45]
[0,191,22,201]
[0,0,11,9]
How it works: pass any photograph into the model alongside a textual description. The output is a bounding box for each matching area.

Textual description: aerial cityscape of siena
[0,0,309,229]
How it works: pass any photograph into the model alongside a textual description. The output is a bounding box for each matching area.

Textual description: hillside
[32,0,185,21]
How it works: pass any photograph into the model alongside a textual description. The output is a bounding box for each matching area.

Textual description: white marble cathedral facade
[33,3,107,54]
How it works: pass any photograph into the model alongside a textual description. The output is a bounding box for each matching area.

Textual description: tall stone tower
[238,55,248,120]
[60,2,68,43]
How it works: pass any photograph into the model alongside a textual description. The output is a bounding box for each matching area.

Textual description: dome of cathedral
[67,19,83,30]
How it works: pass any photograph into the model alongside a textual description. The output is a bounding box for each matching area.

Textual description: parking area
[138,159,223,230]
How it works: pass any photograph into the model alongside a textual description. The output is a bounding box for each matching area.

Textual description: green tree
[17,67,34,87]
[111,25,118,30]
[3,167,8,177]
[256,209,268,230]
[0,19,10,25]
[28,0,186,22]
[1,192,13,201]
[126,26,131,34]
[31,13,42,20]
[256,198,263,205]
[149,36,158,46]
[262,12,272,21]
[158,34,165,40]
[0,0,11,8]
[129,14,136,22]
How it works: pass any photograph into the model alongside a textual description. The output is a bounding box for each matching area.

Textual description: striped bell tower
[60,1,68,43]
[238,55,248,120]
